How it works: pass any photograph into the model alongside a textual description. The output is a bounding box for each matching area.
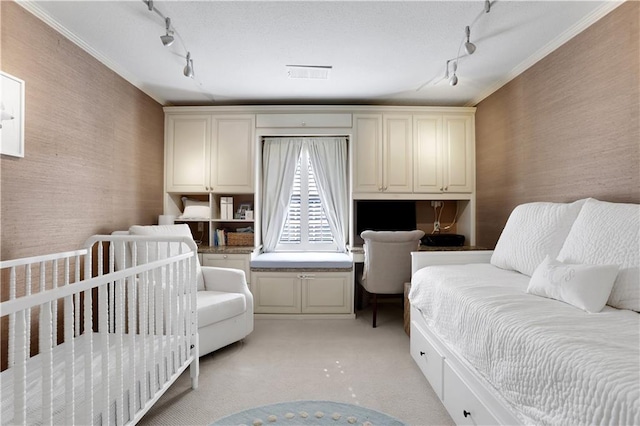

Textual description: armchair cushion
[198,291,247,328]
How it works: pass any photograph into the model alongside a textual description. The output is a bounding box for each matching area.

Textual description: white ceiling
[23,1,621,107]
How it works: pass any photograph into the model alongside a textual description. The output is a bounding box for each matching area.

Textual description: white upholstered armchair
[359,230,425,327]
[114,224,254,357]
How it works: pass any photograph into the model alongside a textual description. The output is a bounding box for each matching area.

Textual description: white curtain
[307,137,349,252]
[261,138,303,252]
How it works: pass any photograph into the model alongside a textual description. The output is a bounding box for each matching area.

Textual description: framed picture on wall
[0,71,25,158]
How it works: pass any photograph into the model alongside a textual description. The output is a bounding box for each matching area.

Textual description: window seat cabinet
[250,270,353,316]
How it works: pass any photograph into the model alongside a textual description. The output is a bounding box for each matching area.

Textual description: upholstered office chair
[359,230,425,328]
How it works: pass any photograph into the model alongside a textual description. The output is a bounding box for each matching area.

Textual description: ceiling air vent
[286,65,332,80]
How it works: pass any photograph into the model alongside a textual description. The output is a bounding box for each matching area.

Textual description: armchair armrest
[200,266,251,294]
[411,250,494,275]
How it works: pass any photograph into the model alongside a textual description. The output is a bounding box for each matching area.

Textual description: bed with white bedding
[409,198,640,425]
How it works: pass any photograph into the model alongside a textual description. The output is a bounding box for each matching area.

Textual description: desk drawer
[410,319,444,400]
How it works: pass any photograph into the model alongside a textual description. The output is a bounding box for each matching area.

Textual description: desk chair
[358,230,425,327]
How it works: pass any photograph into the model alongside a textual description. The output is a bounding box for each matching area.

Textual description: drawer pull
[463,410,471,418]
[419,351,425,356]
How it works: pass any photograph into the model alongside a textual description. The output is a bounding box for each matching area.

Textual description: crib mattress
[409,263,640,426]
[1,332,189,425]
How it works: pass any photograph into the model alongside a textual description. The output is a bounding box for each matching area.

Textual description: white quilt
[409,264,640,426]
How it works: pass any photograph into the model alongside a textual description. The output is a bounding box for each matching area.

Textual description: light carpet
[211,400,405,425]
[139,303,453,426]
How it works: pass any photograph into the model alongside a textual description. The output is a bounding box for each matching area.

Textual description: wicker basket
[226,232,254,246]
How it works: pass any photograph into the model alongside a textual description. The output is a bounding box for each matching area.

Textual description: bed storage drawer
[443,361,499,425]
[410,319,444,399]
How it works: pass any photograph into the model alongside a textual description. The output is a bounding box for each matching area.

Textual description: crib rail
[0,235,199,425]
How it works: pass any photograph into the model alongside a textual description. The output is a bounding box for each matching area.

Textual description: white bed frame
[409,250,522,425]
[1,234,199,425]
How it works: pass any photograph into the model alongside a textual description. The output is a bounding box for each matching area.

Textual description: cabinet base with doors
[250,269,354,317]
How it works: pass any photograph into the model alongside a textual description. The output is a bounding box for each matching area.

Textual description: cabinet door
[251,272,301,313]
[353,114,383,193]
[413,114,444,193]
[442,115,474,193]
[301,272,352,314]
[201,253,251,283]
[210,115,255,193]
[383,114,413,193]
[165,115,211,192]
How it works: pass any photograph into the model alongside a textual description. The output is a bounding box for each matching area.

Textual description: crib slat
[140,262,149,406]
[39,261,54,424]
[52,261,58,346]
[99,275,110,426]
[64,292,75,425]
[13,309,27,424]
[127,273,137,417]
[8,266,16,367]
[83,289,94,424]
[116,275,125,426]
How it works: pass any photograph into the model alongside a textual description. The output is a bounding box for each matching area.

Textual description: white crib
[0,234,199,425]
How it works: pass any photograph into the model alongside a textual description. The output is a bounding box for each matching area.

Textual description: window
[277,149,337,251]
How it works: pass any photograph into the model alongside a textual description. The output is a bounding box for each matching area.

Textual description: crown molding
[466,1,626,107]
[16,0,166,105]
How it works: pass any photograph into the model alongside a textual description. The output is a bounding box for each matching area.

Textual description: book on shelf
[214,228,227,246]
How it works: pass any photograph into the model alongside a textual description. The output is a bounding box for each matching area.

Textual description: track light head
[161,17,174,47]
[484,0,491,13]
[449,61,458,86]
[464,26,476,55]
[184,52,194,78]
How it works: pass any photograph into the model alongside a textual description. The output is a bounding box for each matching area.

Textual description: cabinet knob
[463,410,471,418]
[419,351,425,356]
[223,255,228,259]
[301,121,306,127]
[440,187,443,191]
[444,186,448,191]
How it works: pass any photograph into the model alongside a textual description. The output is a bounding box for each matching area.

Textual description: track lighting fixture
[160,17,174,47]
[485,0,491,13]
[449,61,458,86]
[464,26,476,55]
[184,52,194,78]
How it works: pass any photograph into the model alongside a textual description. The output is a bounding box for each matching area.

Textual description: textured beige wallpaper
[0,2,165,261]
[475,2,639,248]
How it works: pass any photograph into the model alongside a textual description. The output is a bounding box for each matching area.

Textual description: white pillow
[527,255,619,313]
[557,198,640,312]
[490,199,586,276]
[180,197,210,219]
[129,224,204,291]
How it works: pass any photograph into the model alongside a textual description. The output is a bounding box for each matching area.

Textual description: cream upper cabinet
[165,113,255,193]
[442,114,474,193]
[383,114,413,193]
[166,114,211,192]
[414,113,474,194]
[353,114,412,193]
[210,115,255,193]
[353,114,383,193]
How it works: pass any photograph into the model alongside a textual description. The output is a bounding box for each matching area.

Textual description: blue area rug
[211,400,406,426]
